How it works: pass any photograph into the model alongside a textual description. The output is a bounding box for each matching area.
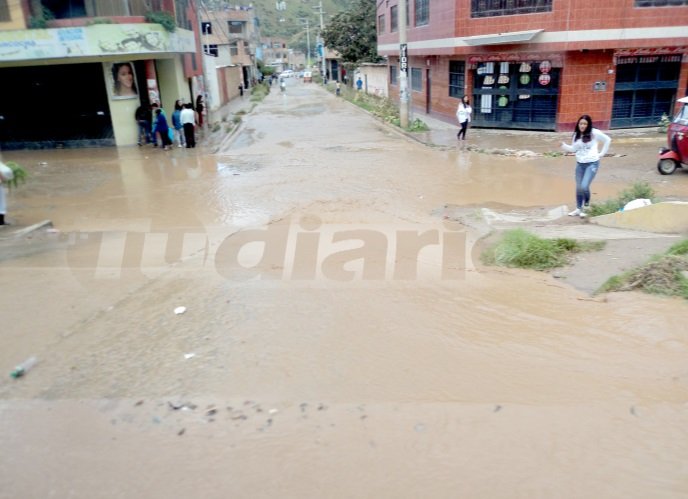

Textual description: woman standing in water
[455,95,472,141]
[561,114,612,218]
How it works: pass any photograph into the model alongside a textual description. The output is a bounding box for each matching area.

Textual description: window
[229,42,239,56]
[378,14,385,34]
[0,0,10,21]
[635,0,688,5]
[448,61,465,98]
[414,0,429,26]
[411,68,422,91]
[228,21,245,34]
[390,65,398,85]
[203,44,219,57]
[471,0,552,18]
[390,5,398,32]
[201,22,212,35]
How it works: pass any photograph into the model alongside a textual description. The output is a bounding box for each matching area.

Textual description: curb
[0,219,53,240]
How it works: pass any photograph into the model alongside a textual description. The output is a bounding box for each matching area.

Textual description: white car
[280,70,294,78]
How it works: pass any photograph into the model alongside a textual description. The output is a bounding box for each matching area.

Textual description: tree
[322,0,381,63]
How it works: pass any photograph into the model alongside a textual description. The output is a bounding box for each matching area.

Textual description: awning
[462,29,543,46]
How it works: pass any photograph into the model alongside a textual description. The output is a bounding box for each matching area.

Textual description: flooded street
[1,80,687,498]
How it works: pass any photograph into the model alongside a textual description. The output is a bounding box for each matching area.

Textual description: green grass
[597,239,688,299]
[2,161,28,189]
[587,181,657,217]
[481,229,605,271]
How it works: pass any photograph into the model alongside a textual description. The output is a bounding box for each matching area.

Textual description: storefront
[469,54,562,131]
[611,51,683,128]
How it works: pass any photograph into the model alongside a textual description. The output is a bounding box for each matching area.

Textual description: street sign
[400,43,408,74]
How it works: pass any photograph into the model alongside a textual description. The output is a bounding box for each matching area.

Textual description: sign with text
[400,43,408,74]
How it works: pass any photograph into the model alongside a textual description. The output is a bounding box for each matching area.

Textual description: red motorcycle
[658,96,688,175]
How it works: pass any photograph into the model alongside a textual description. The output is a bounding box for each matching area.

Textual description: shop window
[390,5,398,32]
[449,61,465,98]
[471,0,552,18]
[414,0,429,25]
[411,68,422,91]
[635,0,688,5]
[378,14,385,34]
[390,65,398,85]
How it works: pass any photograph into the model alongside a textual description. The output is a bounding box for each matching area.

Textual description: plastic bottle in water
[10,356,37,379]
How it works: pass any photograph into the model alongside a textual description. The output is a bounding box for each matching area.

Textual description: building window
[201,22,212,35]
[390,65,398,85]
[414,0,429,26]
[378,14,385,34]
[635,0,688,5]
[411,68,422,91]
[228,21,245,34]
[471,0,552,18]
[0,0,10,21]
[229,42,239,56]
[448,61,465,98]
[203,44,219,57]
[390,5,398,32]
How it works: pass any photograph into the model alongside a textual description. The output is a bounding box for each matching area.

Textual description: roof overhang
[462,29,543,46]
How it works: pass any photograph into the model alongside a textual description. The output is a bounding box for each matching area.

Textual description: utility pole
[306,19,311,67]
[398,0,410,128]
[314,1,326,83]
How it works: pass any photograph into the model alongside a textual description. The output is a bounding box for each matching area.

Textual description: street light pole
[398,0,409,128]
[314,1,326,82]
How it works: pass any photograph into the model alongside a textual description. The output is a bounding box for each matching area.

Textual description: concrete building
[199,3,260,109]
[0,0,205,148]
[377,0,688,131]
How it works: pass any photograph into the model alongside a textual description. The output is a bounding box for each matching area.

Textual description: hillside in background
[203,0,352,52]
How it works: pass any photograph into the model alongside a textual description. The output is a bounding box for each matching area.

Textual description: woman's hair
[574,114,593,143]
[111,62,137,95]
[462,95,470,105]
[175,100,183,111]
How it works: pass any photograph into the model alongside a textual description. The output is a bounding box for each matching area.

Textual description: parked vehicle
[658,96,688,175]
[303,71,312,83]
[280,69,294,78]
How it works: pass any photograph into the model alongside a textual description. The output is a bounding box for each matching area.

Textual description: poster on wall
[108,62,139,100]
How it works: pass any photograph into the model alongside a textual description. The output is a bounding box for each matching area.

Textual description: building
[0,0,205,148]
[260,37,290,72]
[377,0,688,131]
[199,3,260,109]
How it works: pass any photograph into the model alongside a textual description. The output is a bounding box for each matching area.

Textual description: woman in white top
[561,114,612,218]
[456,95,472,140]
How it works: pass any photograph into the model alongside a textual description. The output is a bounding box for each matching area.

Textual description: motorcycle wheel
[657,158,678,175]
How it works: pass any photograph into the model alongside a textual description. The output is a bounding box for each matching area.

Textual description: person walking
[561,114,612,218]
[356,77,363,91]
[181,103,196,148]
[455,95,472,141]
[172,100,186,148]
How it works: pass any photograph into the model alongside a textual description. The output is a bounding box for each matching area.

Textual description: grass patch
[2,161,28,189]
[597,243,688,300]
[232,116,242,124]
[481,229,605,271]
[250,82,270,103]
[211,123,221,133]
[587,181,657,217]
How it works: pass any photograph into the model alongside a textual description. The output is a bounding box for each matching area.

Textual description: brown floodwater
[1,80,687,498]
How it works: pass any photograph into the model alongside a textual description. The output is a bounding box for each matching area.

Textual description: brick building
[376,0,688,131]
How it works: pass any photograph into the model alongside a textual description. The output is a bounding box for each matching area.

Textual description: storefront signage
[468,53,563,67]
[400,44,408,74]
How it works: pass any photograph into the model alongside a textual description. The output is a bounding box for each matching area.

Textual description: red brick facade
[378,0,688,131]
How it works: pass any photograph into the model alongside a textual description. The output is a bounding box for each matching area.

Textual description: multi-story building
[260,37,290,72]
[200,4,259,108]
[0,0,205,148]
[377,0,688,131]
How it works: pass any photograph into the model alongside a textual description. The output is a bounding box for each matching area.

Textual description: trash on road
[10,356,37,378]
[184,353,196,359]
[174,306,186,315]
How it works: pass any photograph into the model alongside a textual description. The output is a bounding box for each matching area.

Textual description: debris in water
[174,306,187,315]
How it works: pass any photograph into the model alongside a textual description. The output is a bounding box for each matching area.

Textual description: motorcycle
[657,96,688,175]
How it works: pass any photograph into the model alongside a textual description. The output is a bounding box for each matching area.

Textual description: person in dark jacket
[135,104,152,146]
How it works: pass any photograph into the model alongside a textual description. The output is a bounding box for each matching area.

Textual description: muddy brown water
[1,81,687,498]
